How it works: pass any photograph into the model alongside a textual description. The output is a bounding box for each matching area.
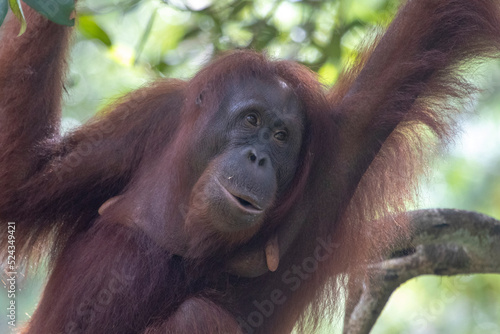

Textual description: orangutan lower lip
[232,195,262,211]
[217,179,263,213]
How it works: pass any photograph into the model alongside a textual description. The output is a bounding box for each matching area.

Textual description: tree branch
[343,208,500,334]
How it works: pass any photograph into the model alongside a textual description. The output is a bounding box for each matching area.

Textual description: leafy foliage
[8,0,26,35]
[71,0,399,85]
[23,0,75,26]
[0,0,8,26]
[78,15,111,46]
[0,0,74,34]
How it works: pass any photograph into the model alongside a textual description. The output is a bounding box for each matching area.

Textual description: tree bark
[343,208,500,334]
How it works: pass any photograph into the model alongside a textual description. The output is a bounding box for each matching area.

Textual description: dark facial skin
[186,77,304,236]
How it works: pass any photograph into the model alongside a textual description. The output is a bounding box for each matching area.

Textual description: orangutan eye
[274,131,288,141]
[245,113,259,126]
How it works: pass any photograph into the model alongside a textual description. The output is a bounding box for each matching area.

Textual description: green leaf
[8,0,26,35]
[0,0,8,27]
[23,0,74,26]
[78,16,112,47]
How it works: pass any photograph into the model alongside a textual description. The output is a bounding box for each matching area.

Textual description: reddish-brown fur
[1,1,500,333]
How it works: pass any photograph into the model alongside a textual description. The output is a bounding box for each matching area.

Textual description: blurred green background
[1,0,499,332]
